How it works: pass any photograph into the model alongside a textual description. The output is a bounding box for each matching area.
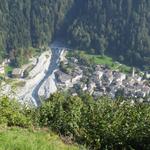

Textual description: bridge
[50,46,73,51]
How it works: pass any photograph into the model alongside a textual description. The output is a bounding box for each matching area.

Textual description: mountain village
[0,49,150,103]
[55,52,150,102]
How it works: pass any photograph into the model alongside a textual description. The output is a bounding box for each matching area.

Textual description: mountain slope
[68,0,150,69]
[0,0,150,69]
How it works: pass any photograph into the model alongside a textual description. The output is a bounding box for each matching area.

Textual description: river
[32,47,62,106]
[16,43,64,107]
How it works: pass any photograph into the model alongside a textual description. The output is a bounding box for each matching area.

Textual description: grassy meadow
[0,127,81,150]
[67,50,131,73]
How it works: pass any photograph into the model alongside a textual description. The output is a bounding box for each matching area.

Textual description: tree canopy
[0,0,150,69]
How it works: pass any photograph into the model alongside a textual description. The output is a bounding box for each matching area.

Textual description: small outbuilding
[12,68,24,78]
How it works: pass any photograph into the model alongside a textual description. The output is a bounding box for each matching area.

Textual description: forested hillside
[0,0,75,65]
[68,0,150,70]
[0,0,150,69]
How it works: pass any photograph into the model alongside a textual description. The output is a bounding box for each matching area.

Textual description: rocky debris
[38,71,57,99]
[0,46,66,106]
[0,81,17,100]
[16,50,52,106]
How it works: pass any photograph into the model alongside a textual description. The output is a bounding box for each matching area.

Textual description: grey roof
[55,71,72,83]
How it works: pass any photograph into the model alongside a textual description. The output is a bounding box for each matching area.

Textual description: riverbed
[17,47,65,106]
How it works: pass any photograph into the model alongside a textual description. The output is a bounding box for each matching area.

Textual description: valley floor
[0,46,149,105]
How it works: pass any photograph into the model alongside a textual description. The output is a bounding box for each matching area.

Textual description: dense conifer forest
[0,0,150,69]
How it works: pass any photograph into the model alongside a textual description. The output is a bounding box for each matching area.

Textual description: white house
[87,82,96,95]
[0,66,5,74]
[71,74,83,83]
[94,71,103,81]
[12,68,24,78]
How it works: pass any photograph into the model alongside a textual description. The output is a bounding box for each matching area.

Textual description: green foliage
[68,50,131,73]
[0,127,80,150]
[0,93,150,149]
[0,97,31,127]
[37,93,83,136]
[68,0,150,68]
[4,65,13,75]
[0,0,74,66]
[80,99,150,149]
[0,0,150,68]
[36,93,150,150]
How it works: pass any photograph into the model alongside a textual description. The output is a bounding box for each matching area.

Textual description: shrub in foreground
[0,94,150,150]
[37,93,150,150]
[0,97,32,127]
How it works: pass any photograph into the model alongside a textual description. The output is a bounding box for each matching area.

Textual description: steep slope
[0,0,150,69]
[68,0,150,69]
[0,0,74,65]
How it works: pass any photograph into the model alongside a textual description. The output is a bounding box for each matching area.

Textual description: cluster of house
[86,65,150,100]
[55,56,150,101]
[55,65,83,88]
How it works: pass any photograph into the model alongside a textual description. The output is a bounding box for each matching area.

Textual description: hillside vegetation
[68,50,131,73]
[0,127,80,150]
[0,94,150,150]
[0,0,150,69]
